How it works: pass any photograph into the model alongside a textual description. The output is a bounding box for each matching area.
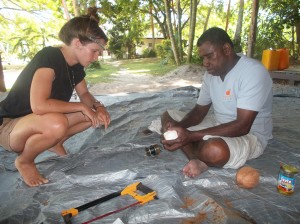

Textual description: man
[152,27,273,177]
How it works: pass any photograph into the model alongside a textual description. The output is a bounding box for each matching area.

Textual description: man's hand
[162,119,179,133]
[161,126,191,151]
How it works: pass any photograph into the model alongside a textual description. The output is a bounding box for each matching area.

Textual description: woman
[0,13,111,187]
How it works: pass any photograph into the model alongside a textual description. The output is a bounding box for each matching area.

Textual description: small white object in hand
[163,130,178,140]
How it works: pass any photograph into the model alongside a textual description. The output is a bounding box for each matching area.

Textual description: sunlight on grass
[3,58,178,87]
[85,58,177,84]
[117,69,151,74]
[121,58,177,76]
[85,62,119,83]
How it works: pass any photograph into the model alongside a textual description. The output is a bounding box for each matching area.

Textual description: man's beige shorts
[168,110,264,169]
[0,118,21,151]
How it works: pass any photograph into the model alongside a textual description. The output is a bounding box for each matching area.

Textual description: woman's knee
[44,113,69,138]
[200,138,230,167]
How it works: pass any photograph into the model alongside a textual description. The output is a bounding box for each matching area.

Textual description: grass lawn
[2,57,179,89]
[85,57,178,84]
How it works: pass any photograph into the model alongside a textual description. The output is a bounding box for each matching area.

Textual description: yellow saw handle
[61,208,79,224]
[121,182,157,204]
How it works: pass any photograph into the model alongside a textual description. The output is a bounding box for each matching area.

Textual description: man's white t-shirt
[197,55,273,148]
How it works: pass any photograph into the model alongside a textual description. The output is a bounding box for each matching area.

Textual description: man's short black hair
[196,27,234,48]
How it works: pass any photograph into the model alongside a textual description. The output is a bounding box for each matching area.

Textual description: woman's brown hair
[58,7,108,46]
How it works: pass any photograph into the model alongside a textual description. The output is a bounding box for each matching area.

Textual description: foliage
[107,27,126,59]
[139,0,168,39]
[0,0,299,64]
[0,0,64,61]
[142,48,157,58]
[100,0,147,59]
[264,0,300,27]
[190,45,203,65]
[259,0,300,59]
[155,39,175,65]
[251,0,299,59]
[233,39,243,53]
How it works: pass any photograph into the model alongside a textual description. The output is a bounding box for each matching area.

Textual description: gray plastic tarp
[0,86,299,224]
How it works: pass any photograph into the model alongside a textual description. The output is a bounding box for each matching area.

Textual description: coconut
[236,166,260,189]
[163,130,178,140]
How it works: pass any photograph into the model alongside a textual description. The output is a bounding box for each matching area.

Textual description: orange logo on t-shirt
[224,89,232,101]
[225,89,231,96]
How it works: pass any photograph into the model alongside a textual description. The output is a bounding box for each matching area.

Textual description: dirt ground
[2,63,299,98]
[88,63,300,97]
[88,64,205,95]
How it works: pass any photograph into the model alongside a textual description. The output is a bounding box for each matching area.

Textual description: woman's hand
[81,104,100,127]
[94,106,111,129]
[81,103,111,129]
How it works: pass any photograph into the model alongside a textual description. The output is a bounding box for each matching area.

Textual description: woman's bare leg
[10,113,69,187]
[48,112,91,156]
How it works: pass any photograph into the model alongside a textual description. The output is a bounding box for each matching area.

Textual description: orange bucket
[277,48,289,70]
[262,49,280,71]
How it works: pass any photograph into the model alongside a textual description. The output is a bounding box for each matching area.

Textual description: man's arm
[162,108,258,151]
[179,104,211,128]
[190,108,258,141]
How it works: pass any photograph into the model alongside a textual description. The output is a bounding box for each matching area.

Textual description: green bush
[155,40,175,65]
[233,39,242,53]
[142,48,157,58]
[191,46,203,65]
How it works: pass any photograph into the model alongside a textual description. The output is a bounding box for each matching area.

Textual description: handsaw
[61,182,157,224]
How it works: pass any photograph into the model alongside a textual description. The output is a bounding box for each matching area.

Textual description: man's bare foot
[48,144,67,156]
[15,157,49,187]
[183,159,208,178]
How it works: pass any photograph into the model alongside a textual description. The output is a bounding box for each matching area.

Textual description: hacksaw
[61,182,157,224]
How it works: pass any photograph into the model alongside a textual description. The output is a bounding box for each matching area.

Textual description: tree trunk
[152,14,168,39]
[150,0,156,49]
[225,0,231,32]
[187,0,197,63]
[61,0,71,20]
[295,22,300,60]
[203,0,214,32]
[72,0,80,16]
[164,0,181,65]
[247,0,259,58]
[292,26,295,59]
[177,0,183,61]
[171,0,177,32]
[234,0,244,52]
[0,54,7,92]
[148,3,168,39]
